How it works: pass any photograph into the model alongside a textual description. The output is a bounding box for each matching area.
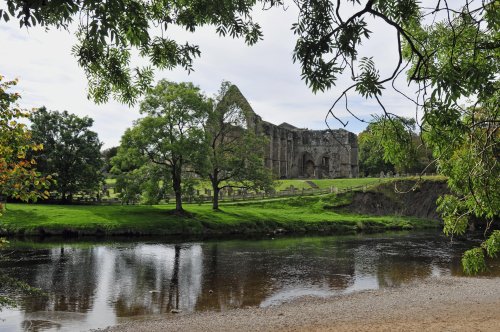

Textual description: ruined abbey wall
[246,112,358,179]
[221,84,359,179]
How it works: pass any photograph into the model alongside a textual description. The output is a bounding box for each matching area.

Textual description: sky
[0,3,418,149]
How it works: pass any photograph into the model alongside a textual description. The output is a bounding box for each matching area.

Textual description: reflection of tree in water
[21,319,62,332]
[195,238,356,311]
[376,260,432,287]
[373,240,435,287]
[9,233,487,327]
[195,242,272,310]
[18,247,99,314]
[112,244,202,317]
[167,245,180,312]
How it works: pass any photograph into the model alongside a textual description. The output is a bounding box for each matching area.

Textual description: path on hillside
[305,180,319,189]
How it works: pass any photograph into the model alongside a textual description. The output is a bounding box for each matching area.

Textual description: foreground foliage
[0,76,51,310]
[0,75,51,213]
[0,0,278,104]
[291,0,499,273]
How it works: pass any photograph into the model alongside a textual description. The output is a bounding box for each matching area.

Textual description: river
[0,231,498,331]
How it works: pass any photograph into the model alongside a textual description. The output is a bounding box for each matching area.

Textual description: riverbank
[0,193,439,236]
[100,276,500,332]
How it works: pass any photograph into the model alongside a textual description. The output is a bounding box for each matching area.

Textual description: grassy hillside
[0,193,439,237]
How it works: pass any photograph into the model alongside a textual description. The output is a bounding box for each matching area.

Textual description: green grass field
[0,193,439,237]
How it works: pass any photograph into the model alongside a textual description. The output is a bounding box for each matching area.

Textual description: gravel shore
[100,276,500,332]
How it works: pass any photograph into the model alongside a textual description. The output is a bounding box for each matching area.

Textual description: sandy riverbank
[100,276,500,332]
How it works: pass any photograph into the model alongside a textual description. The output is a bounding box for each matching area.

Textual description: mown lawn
[0,193,439,236]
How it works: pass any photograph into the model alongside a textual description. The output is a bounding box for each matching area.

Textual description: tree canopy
[0,0,284,105]
[115,80,210,212]
[291,0,499,273]
[0,75,51,212]
[203,82,274,209]
[358,116,435,177]
[30,108,103,202]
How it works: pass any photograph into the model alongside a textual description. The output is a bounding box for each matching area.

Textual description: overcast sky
[0,3,418,149]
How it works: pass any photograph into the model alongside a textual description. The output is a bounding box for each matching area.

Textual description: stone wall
[245,112,358,179]
[228,85,359,179]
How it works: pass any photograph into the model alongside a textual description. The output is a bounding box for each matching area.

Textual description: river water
[0,231,498,331]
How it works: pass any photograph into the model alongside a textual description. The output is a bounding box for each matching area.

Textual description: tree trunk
[213,187,220,210]
[210,171,219,210]
[172,167,183,213]
[174,189,182,212]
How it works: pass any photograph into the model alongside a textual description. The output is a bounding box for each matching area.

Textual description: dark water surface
[1,231,499,331]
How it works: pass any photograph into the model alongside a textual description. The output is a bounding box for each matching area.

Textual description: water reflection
[0,232,498,332]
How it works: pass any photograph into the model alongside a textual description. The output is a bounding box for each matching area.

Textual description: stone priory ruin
[221,85,359,179]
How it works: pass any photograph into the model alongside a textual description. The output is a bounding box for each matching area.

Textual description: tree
[0,75,49,310]
[358,129,394,177]
[117,80,210,212]
[101,146,118,174]
[203,82,274,209]
[290,0,499,273]
[111,148,170,205]
[358,116,434,176]
[30,108,103,202]
[0,0,282,105]
[0,75,51,212]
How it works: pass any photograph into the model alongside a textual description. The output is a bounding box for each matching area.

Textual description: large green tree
[116,80,209,212]
[111,146,170,205]
[290,0,498,272]
[358,116,434,176]
[203,82,273,209]
[30,108,103,202]
[358,128,394,177]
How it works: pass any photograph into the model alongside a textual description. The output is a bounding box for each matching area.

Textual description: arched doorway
[301,151,316,178]
[304,160,315,178]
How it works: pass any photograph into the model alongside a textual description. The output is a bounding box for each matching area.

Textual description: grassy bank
[0,193,439,237]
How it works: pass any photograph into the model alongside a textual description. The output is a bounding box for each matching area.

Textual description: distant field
[106,177,387,191]
[275,178,388,191]
[103,176,445,200]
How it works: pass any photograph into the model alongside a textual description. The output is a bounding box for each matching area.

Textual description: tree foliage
[203,82,274,209]
[291,0,499,273]
[101,146,118,174]
[0,76,48,311]
[111,148,170,205]
[358,116,435,176]
[0,0,284,105]
[358,128,394,177]
[115,80,210,212]
[29,108,103,202]
[0,75,51,212]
